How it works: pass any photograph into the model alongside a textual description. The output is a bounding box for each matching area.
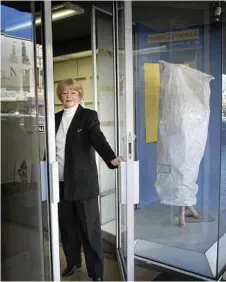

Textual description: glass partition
[219,1,226,278]
[132,1,225,279]
[92,7,117,231]
[1,2,51,280]
[116,2,135,280]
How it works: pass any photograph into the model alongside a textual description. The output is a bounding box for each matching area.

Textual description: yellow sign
[144,63,189,143]
[144,63,160,143]
[148,29,199,44]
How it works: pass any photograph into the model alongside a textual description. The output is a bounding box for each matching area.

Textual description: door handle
[133,161,139,204]
[40,161,48,201]
[119,161,127,204]
[50,161,59,204]
[119,161,139,204]
[40,161,60,203]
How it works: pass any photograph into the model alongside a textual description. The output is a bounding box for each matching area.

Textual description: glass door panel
[116,1,127,276]
[115,1,136,281]
[219,1,226,279]
[92,3,136,281]
[92,6,117,230]
[1,2,60,280]
[1,3,47,280]
[132,1,225,280]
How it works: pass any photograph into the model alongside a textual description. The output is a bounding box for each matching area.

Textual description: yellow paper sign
[144,63,160,143]
[144,63,189,143]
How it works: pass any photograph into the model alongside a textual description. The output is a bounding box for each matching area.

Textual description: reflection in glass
[133,1,225,279]
[1,3,50,280]
[96,10,116,226]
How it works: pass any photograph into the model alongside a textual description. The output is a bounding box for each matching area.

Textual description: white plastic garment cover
[155,61,214,206]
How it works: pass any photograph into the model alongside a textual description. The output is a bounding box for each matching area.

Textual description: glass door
[92,5,117,235]
[131,1,225,281]
[1,2,60,280]
[41,2,61,280]
[115,1,138,281]
[92,1,137,281]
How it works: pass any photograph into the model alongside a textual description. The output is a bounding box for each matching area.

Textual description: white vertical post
[124,1,134,281]
[43,2,60,281]
[92,6,98,113]
[113,0,120,250]
[91,7,101,213]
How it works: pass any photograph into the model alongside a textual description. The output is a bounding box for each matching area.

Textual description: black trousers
[58,182,104,278]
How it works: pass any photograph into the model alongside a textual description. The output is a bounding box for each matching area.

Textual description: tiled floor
[3,221,224,281]
[60,246,160,281]
[4,142,226,282]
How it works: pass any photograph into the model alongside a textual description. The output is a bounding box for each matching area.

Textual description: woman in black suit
[55,78,121,281]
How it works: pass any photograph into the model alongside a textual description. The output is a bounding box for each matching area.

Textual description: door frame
[92,1,135,281]
[92,1,135,280]
[41,2,61,280]
[91,5,120,229]
[114,1,135,281]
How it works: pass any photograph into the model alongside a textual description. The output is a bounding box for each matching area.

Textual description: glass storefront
[219,2,226,277]
[132,1,226,279]
[1,1,226,281]
[1,2,62,280]
[1,2,51,280]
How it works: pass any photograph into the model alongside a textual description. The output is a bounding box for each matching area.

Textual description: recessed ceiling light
[2,3,84,33]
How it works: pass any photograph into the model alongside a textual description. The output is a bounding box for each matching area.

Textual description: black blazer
[55,104,117,201]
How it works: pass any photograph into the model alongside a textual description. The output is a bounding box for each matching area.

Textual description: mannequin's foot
[186,206,202,219]
[178,207,185,227]
[178,213,185,227]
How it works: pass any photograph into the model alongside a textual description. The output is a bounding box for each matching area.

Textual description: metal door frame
[92,1,135,281]
[91,5,119,227]
[115,1,135,281]
[41,2,61,280]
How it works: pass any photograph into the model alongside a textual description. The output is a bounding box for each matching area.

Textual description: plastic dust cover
[155,61,214,206]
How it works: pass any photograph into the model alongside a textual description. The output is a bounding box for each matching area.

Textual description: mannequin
[155,61,214,227]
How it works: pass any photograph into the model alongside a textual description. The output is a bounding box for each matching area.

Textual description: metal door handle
[120,161,127,204]
[133,161,139,204]
[50,161,59,204]
[119,161,139,204]
[40,161,48,201]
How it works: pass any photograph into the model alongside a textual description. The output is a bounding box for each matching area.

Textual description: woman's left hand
[110,156,123,166]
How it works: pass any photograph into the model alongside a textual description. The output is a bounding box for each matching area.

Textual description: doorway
[1,1,134,281]
[51,2,130,280]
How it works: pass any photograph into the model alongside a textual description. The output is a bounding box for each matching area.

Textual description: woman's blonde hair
[56,78,84,100]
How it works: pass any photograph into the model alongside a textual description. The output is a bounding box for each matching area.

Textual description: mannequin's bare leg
[178,206,185,227]
[186,206,202,219]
